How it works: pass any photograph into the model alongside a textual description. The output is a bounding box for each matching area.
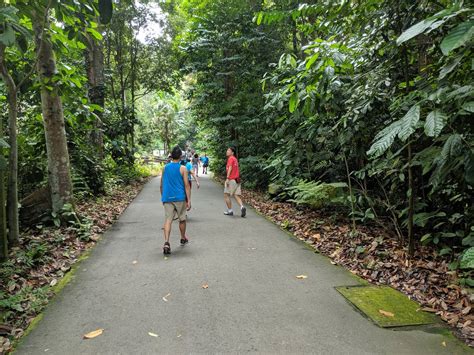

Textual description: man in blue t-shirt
[160,146,191,255]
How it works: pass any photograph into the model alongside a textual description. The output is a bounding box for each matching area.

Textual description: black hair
[194,153,198,158]
[229,146,236,155]
[171,146,182,160]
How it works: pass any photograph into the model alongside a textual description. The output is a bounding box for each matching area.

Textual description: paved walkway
[16,175,466,354]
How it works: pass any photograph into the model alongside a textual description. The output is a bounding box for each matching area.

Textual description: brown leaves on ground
[241,188,474,347]
[83,329,104,339]
[0,179,149,353]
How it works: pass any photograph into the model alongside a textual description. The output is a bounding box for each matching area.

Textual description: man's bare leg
[179,220,186,239]
[163,219,172,243]
[224,193,232,210]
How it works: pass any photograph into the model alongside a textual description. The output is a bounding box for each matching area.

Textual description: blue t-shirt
[203,157,209,165]
[161,162,186,203]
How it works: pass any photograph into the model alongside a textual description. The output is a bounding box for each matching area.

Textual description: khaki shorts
[164,201,187,222]
[224,179,241,196]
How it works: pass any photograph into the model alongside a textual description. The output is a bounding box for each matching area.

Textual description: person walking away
[160,146,191,255]
[202,154,209,174]
[224,146,246,217]
[185,158,200,201]
[192,153,200,177]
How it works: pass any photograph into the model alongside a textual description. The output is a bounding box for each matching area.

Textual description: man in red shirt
[224,146,246,217]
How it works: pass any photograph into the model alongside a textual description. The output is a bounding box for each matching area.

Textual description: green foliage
[460,247,474,269]
[285,180,348,209]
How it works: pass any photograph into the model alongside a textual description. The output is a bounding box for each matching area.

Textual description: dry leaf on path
[296,275,308,279]
[50,279,57,287]
[132,260,138,265]
[442,341,446,347]
[202,284,209,289]
[162,293,171,302]
[148,332,158,337]
[83,329,104,339]
[379,310,395,317]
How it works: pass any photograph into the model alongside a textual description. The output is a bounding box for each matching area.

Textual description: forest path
[16,175,463,354]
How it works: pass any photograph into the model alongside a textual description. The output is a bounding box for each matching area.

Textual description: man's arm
[160,168,164,195]
[226,165,232,186]
[181,166,191,208]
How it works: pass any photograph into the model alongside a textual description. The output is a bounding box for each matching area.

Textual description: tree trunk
[85,29,106,194]
[0,46,8,261]
[33,11,74,214]
[0,44,19,248]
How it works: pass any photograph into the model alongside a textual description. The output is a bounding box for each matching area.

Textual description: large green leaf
[398,105,420,141]
[0,24,15,46]
[397,19,437,45]
[439,56,462,79]
[367,121,402,157]
[440,20,474,55]
[424,110,447,137]
[289,92,298,113]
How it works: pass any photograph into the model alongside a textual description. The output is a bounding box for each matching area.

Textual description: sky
[136,1,166,43]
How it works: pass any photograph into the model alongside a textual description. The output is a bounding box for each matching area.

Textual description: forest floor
[10,175,469,354]
[0,178,151,354]
[240,187,474,347]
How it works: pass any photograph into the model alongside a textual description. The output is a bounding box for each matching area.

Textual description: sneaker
[163,242,171,255]
[180,236,189,245]
[224,211,234,216]
[241,206,246,218]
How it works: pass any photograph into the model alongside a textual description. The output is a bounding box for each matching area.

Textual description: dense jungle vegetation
[0,0,473,341]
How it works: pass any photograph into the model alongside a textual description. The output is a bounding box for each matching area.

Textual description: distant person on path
[184,158,200,203]
[160,146,191,255]
[201,154,209,174]
[192,153,200,177]
[224,146,246,217]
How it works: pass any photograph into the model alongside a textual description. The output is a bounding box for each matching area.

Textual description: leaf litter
[240,186,474,347]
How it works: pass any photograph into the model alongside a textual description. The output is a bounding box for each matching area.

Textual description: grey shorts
[164,201,187,222]
[224,179,241,196]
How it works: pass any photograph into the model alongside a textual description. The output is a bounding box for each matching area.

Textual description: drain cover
[336,285,436,327]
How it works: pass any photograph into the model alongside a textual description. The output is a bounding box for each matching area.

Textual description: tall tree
[32,6,74,214]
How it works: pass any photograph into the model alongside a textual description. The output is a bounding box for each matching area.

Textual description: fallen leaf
[50,279,57,287]
[202,284,209,289]
[132,260,138,265]
[379,310,395,317]
[441,341,446,347]
[461,306,471,315]
[177,334,182,338]
[148,332,158,337]
[164,257,168,261]
[330,261,337,265]
[162,293,171,302]
[296,275,308,279]
[83,329,104,339]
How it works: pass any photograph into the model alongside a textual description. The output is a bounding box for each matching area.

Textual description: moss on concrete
[336,285,437,327]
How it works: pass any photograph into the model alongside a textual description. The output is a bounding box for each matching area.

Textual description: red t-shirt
[226,156,239,180]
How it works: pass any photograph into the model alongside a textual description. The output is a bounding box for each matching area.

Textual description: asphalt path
[16,174,466,354]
